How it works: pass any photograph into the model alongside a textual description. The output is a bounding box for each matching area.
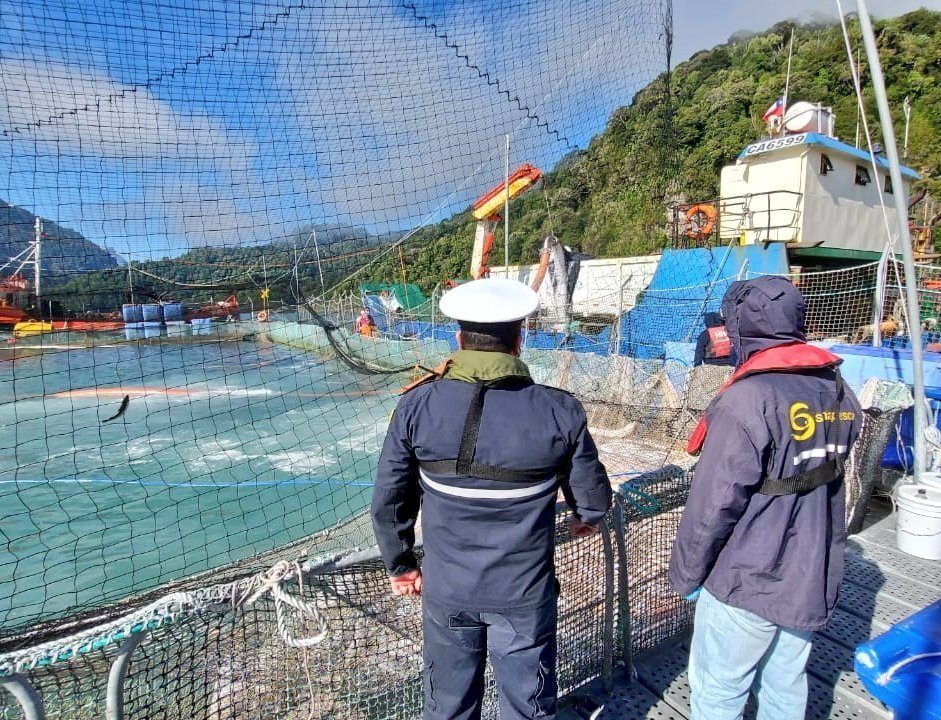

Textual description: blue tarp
[616,244,790,359]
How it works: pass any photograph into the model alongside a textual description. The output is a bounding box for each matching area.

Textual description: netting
[0,0,680,715]
[0,1,930,717]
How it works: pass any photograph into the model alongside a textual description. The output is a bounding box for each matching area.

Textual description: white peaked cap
[439,277,540,323]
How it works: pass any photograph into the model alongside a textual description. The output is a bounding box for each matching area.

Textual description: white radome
[439,277,540,323]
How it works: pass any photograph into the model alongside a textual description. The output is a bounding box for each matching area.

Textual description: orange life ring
[685,203,717,240]
[256,309,269,322]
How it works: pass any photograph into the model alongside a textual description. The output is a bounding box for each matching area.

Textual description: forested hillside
[351,9,941,292]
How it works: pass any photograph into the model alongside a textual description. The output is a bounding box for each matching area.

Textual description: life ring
[684,203,717,240]
[256,309,269,322]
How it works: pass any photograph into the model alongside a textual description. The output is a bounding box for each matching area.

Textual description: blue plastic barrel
[856,599,941,719]
[161,302,184,323]
[122,304,144,325]
[141,303,163,326]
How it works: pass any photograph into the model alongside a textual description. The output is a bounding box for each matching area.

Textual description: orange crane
[469,164,542,279]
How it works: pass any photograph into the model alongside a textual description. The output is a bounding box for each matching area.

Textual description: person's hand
[567,518,599,537]
[389,569,422,596]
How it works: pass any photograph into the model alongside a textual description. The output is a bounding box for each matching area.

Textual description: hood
[703,311,724,328]
[721,276,806,363]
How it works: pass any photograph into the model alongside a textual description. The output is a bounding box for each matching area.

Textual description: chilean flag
[762,97,785,122]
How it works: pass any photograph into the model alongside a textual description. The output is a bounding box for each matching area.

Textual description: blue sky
[0,0,936,260]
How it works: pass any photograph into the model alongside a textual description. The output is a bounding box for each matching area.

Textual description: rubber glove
[685,587,701,602]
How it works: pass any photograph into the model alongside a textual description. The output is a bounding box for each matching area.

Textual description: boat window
[884,174,893,194]
[855,165,872,186]
[819,154,833,175]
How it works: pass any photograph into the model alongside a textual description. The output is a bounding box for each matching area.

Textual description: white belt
[419,470,557,499]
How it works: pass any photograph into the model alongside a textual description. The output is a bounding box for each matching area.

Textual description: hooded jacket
[669,276,861,631]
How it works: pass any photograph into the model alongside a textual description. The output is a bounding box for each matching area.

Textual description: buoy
[256,310,269,322]
[684,203,717,241]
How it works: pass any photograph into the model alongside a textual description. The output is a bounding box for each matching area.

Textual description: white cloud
[0,58,250,172]
[273,0,670,231]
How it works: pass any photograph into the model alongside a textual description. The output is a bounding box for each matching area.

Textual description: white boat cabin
[718,105,919,258]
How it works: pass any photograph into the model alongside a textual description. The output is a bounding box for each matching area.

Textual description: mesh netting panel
[0,510,614,720]
[617,472,693,662]
[0,0,674,640]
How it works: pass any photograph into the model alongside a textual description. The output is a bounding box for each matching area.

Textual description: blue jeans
[689,588,814,720]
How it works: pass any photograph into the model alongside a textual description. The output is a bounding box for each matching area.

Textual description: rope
[235,561,328,649]
[876,651,941,686]
[0,558,334,676]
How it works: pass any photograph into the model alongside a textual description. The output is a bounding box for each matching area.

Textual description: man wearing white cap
[372,278,612,720]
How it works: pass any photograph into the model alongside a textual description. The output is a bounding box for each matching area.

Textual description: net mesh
[0,0,928,717]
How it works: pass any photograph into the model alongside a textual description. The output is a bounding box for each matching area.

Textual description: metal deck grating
[590,512,938,719]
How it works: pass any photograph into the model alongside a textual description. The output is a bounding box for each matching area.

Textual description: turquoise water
[0,328,399,631]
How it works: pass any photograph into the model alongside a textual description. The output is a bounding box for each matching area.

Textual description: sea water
[0,327,399,630]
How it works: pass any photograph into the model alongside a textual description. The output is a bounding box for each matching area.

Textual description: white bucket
[896,484,941,560]
[919,472,941,492]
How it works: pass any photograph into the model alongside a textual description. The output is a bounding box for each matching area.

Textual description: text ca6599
[744,134,808,156]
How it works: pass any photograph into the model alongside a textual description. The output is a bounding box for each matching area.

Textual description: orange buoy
[256,310,269,322]
[684,203,717,241]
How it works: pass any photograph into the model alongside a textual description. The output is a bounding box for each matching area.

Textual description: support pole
[33,217,42,316]
[504,134,511,278]
[106,631,148,720]
[856,0,927,478]
[0,674,46,720]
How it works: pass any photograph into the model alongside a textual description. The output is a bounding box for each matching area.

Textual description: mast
[504,134,510,277]
[782,30,795,116]
[855,0,927,479]
[33,217,42,315]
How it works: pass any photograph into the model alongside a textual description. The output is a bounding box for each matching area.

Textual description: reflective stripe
[792,444,847,466]
[419,470,557,499]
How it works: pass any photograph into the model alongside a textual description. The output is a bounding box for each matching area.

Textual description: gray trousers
[421,595,558,720]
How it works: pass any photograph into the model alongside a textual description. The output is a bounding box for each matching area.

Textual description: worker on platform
[669,276,861,720]
[371,277,612,720]
[692,311,735,367]
[354,308,376,337]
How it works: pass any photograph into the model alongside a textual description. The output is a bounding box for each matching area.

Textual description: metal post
[599,515,615,693]
[33,217,42,315]
[0,674,46,720]
[107,631,148,720]
[856,0,928,478]
[612,496,633,679]
[504,134,511,278]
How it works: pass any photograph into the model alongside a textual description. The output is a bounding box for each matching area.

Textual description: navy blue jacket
[371,351,612,612]
[693,311,735,367]
[669,277,861,631]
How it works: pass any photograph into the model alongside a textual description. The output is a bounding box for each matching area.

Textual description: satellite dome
[783,102,835,136]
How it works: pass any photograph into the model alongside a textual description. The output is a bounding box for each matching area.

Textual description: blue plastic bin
[856,599,941,719]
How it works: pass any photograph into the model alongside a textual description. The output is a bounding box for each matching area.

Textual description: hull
[0,307,30,327]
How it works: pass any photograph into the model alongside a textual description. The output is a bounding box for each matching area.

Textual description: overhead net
[0,0,679,717]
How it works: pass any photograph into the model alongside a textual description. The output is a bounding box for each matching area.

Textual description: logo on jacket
[789,401,855,441]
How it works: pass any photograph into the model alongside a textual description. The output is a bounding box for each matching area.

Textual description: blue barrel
[141,303,163,325]
[122,304,144,325]
[856,599,941,719]
[161,302,184,323]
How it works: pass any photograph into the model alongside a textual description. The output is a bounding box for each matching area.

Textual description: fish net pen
[0,0,683,716]
[0,508,617,720]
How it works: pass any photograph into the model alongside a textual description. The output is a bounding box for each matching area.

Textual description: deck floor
[568,508,941,719]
